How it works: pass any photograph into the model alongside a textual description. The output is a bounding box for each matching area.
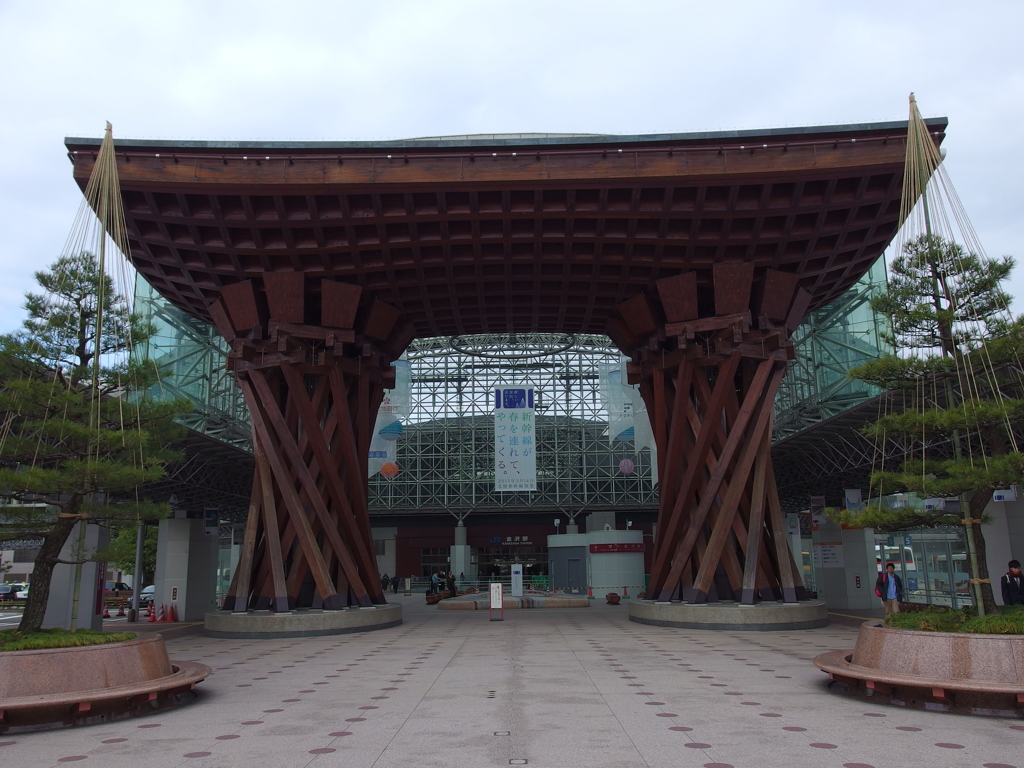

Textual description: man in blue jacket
[875,562,903,615]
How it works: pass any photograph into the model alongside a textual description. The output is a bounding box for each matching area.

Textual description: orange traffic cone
[165,604,177,623]
[587,586,594,599]
[155,604,165,622]
[623,586,629,597]
[102,603,111,619]
[116,603,126,617]
[148,604,156,622]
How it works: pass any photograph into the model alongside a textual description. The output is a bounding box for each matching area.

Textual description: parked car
[104,582,133,598]
[0,583,25,600]
[14,586,29,600]
[139,585,155,606]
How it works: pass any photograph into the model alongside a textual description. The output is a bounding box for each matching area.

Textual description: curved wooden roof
[65,120,946,337]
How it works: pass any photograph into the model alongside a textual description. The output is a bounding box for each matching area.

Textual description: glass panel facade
[420,548,450,578]
[475,546,547,580]
[368,334,658,514]
[134,278,251,450]
[774,258,891,440]
[875,527,972,609]
[132,268,894,577]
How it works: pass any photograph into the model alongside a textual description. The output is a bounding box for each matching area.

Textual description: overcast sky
[1,0,1021,334]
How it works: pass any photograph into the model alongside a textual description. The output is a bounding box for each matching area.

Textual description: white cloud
[1,0,1021,332]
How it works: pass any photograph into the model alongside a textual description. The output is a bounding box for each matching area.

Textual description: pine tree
[0,252,187,633]
[833,235,1024,614]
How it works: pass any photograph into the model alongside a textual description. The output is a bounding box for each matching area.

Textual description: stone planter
[629,599,828,631]
[0,634,211,732]
[814,620,1024,717]
[205,605,401,638]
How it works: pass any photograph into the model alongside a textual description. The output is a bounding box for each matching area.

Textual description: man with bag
[874,562,903,615]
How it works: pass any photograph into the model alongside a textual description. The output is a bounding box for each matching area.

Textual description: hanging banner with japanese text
[494,387,536,492]
[368,359,411,478]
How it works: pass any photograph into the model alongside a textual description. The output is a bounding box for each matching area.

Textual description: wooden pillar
[608,267,810,605]
[214,276,413,610]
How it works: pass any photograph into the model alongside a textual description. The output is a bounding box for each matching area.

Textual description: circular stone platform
[628,600,828,630]
[0,635,210,732]
[814,620,1024,716]
[437,594,590,610]
[204,604,401,639]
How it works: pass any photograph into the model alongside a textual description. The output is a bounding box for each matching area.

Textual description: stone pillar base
[629,600,828,631]
[204,605,402,639]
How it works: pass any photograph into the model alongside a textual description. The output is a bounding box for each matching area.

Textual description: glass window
[924,540,953,608]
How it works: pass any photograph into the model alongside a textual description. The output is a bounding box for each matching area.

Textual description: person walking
[1001,559,1023,606]
[874,562,903,615]
[446,570,457,598]
[391,574,400,594]
[430,571,440,595]
[380,573,390,593]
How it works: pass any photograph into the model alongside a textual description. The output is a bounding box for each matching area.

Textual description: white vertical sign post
[511,563,523,597]
[489,582,504,621]
[494,387,537,492]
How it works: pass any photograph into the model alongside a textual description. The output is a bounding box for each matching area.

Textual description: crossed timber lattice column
[608,265,812,605]
[208,275,413,611]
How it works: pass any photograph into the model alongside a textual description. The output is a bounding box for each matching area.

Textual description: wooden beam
[740,428,770,603]
[240,375,339,606]
[655,355,776,599]
[247,368,372,606]
[264,273,305,324]
[221,280,262,332]
[648,353,741,596]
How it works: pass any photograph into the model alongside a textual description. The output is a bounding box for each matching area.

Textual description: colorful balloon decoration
[381,462,400,479]
[618,458,636,475]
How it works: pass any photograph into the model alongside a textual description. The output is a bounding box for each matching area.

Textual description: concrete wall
[42,521,108,631]
[985,491,1024,605]
[547,534,587,593]
[811,519,877,610]
[548,530,645,594]
[154,516,218,621]
[585,530,645,592]
[372,526,397,579]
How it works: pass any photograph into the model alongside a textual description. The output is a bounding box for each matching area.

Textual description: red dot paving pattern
[1,596,1020,767]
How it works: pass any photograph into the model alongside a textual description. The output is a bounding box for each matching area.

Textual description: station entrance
[67,118,941,622]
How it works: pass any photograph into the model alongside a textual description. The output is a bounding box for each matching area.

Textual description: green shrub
[960,612,1024,635]
[883,605,1024,634]
[885,609,964,632]
[0,628,136,652]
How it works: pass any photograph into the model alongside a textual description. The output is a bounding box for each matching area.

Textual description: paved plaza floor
[2,595,1021,768]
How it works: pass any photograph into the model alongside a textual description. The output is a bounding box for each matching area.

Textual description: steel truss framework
[772,370,1024,510]
[772,258,890,441]
[133,272,893,520]
[369,334,658,516]
[136,278,251,451]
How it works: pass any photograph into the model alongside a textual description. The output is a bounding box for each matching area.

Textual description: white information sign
[511,563,523,597]
[494,387,536,492]
[813,542,845,568]
[490,582,503,609]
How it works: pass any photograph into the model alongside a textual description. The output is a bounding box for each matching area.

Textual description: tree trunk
[968,489,999,615]
[17,512,79,634]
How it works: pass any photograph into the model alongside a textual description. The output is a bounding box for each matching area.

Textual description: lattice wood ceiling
[66,120,946,338]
